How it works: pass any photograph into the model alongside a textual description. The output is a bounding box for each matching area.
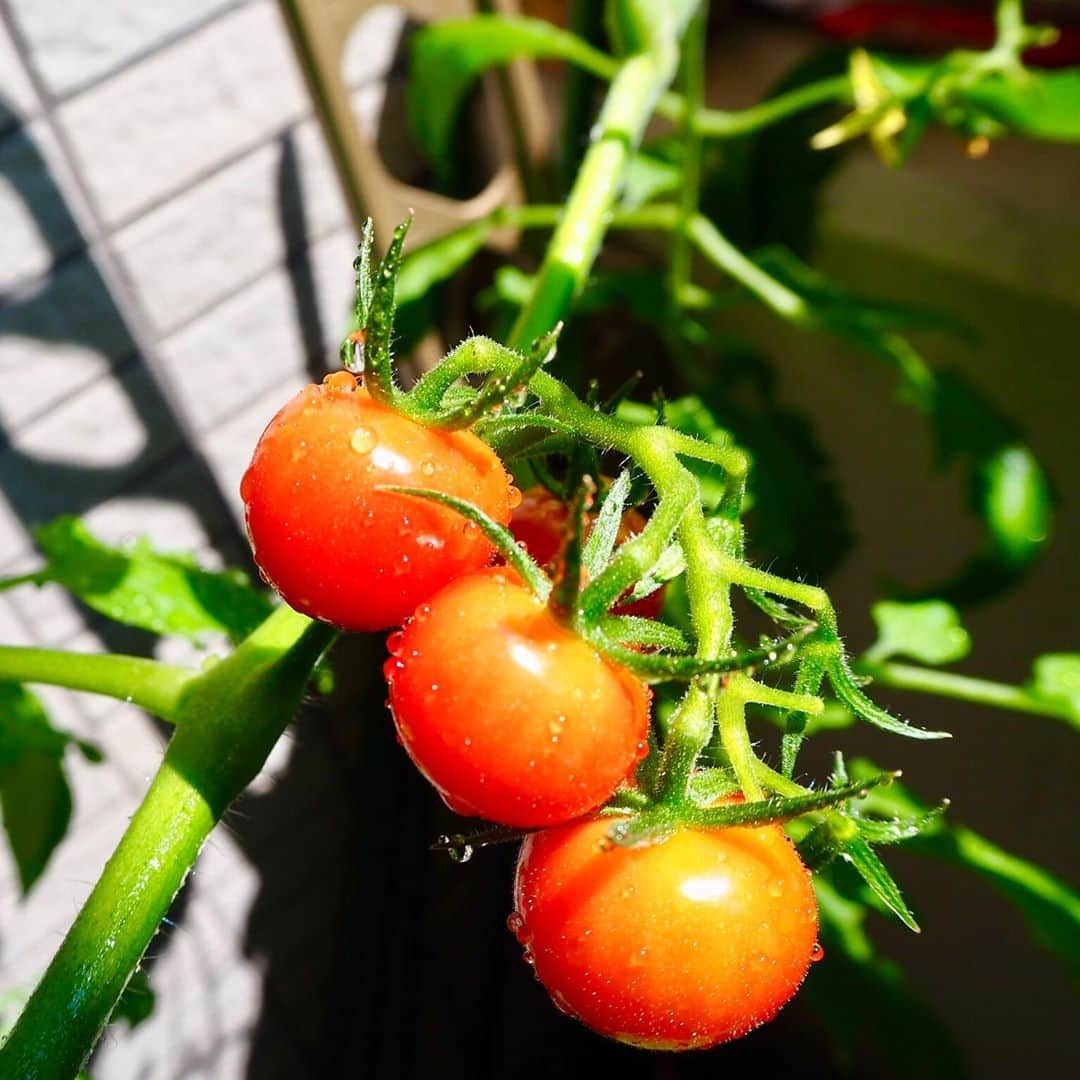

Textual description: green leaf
[396,219,493,309]
[111,969,155,1030]
[0,683,88,894]
[954,67,1080,142]
[851,760,1080,980]
[809,876,969,1076]
[841,836,919,932]
[620,148,683,210]
[1029,654,1080,727]
[868,599,971,666]
[408,16,610,174]
[28,517,272,644]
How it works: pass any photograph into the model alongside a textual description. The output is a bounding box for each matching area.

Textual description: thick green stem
[0,606,334,1079]
[508,0,696,348]
[667,3,705,307]
[0,646,193,721]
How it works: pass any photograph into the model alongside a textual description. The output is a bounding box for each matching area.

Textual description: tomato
[241,372,514,631]
[511,805,819,1050]
[384,567,651,827]
[509,486,664,618]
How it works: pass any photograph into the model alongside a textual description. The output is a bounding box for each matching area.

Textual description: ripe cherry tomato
[509,486,664,619]
[385,567,651,827]
[241,372,514,631]
[511,806,819,1050]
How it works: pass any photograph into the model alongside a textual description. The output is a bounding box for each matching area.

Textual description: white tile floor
[0,2,396,1075]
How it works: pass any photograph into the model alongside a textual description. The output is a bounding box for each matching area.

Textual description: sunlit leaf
[867,600,971,666]
[408,16,609,174]
[963,68,1080,141]
[22,517,273,644]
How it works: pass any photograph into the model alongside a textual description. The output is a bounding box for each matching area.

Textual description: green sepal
[826,647,950,740]
[375,486,551,601]
[360,215,412,407]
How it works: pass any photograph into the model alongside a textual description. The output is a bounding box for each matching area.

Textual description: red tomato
[241,372,513,631]
[511,806,820,1050]
[509,486,664,619]
[384,567,651,827]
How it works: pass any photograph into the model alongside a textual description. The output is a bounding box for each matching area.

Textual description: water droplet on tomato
[462,520,480,538]
[420,460,435,477]
[507,912,533,945]
[387,630,405,655]
[416,604,432,620]
[810,942,825,963]
[382,657,404,681]
[768,880,784,898]
[507,485,523,509]
[351,426,377,454]
[323,371,357,391]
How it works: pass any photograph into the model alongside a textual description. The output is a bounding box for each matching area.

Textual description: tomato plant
[385,567,650,826]
[0,0,1077,1075]
[512,804,819,1049]
[241,371,514,631]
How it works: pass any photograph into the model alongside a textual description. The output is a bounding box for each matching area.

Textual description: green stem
[692,75,851,136]
[667,3,705,307]
[0,645,193,721]
[860,660,1076,724]
[0,606,335,1079]
[508,0,696,348]
[717,680,764,800]
[0,570,45,593]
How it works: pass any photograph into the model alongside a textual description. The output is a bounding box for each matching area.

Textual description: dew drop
[448,843,473,864]
[507,912,533,945]
[387,630,405,656]
[420,460,436,477]
[507,485,523,509]
[810,942,825,963]
[351,426,377,454]
[463,520,480,538]
[768,880,783,898]
[324,371,357,392]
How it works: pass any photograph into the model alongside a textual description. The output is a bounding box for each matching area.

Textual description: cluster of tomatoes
[241,371,820,1051]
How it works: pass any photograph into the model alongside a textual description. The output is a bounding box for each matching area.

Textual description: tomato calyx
[429,768,901,863]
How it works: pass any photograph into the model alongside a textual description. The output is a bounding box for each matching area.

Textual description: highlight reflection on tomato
[241,372,514,631]
[385,567,651,827]
[511,805,820,1049]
